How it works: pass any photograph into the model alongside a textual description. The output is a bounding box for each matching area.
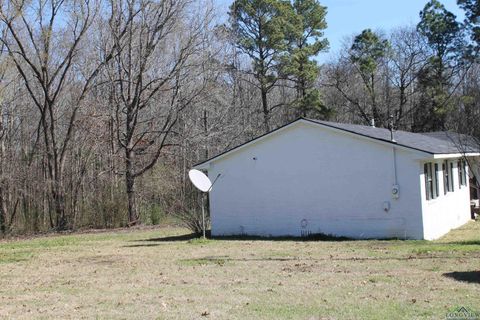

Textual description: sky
[214,0,466,62]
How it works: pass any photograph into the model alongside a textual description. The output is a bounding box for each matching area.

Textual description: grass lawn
[0,222,479,320]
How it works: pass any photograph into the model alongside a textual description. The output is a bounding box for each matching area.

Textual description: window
[425,162,440,200]
[443,160,455,193]
[458,160,463,187]
[450,162,455,191]
[458,160,467,187]
[424,163,434,200]
[443,161,449,194]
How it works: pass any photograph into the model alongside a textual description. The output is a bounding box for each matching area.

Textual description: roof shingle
[195,118,480,168]
[306,118,479,154]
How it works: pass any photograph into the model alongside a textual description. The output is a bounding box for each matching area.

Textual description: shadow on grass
[143,233,201,242]
[125,243,166,248]
[213,233,352,242]
[124,231,354,247]
[125,231,480,248]
[175,254,480,265]
[443,271,480,284]
[123,233,201,247]
[446,240,480,246]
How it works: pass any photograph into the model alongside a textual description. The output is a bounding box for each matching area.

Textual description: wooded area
[0,0,478,234]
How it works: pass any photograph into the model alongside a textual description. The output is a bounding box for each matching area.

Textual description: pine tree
[349,29,390,126]
[457,0,480,54]
[413,0,462,132]
[228,0,292,132]
[281,0,329,118]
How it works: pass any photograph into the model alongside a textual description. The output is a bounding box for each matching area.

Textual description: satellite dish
[188,169,212,192]
[188,169,221,239]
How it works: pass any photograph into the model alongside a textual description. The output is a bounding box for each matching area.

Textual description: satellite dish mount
[188,169,221,238]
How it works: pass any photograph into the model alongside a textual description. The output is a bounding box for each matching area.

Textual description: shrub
[174,209,208,236]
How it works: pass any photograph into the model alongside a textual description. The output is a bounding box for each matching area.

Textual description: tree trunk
[53,180,67,230]
[125,150,138,225]
[300,78,307,117]
[297,58,307,118]
[0,189,7,234]
[370,74,381,126]
[261,86,270,133]
[398,78,406,123]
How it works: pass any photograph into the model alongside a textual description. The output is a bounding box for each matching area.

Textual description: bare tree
[106,0,213,224]
[0,0,112,229]
[388,26,428,129]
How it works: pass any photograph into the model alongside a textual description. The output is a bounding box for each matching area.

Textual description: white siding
[420,160,471,240]
[206,122,426,239]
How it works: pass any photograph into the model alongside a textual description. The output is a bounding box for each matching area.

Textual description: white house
[194,118,479,240]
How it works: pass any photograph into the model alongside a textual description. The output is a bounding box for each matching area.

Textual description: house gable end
[194,119,432,170]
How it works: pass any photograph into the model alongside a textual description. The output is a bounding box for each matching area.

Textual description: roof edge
[302,118,433,157]
[193,118,305,169]
[194,118,442,170]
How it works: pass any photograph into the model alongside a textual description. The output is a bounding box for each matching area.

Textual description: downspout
[389,123,403,236]
[389,120,399,196]
[392,147,398,186]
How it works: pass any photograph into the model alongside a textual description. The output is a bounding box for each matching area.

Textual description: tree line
[0,0,478,235]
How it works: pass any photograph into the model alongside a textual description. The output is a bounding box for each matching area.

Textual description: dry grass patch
[0,222,479,319]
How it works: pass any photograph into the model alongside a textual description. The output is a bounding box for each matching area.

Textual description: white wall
[420,160,472,240]
[206,122,427,239]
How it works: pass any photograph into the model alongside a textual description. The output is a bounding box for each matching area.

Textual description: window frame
[458,160,463,187]
[443,161,449,195]
[424,163,434,200]
[450,161,455,191]
[459,160,467,187]
[443,160,456,193]
[434,163,440,198]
